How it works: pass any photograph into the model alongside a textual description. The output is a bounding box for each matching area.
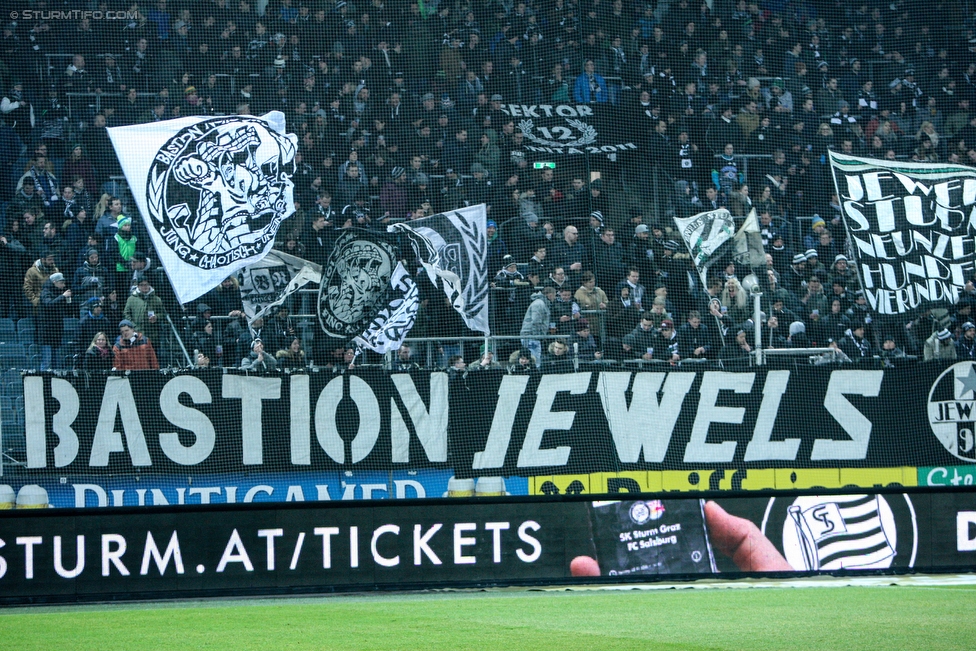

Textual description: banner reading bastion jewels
[5,363,976,508]
[1,488,975,603]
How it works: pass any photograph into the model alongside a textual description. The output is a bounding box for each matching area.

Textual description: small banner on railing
[239,249,321,323]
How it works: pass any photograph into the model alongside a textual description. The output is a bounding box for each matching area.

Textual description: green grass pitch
[1,584,973,650]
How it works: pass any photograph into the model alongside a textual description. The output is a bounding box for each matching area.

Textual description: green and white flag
[673,207,735,286]
[828,151,976,314]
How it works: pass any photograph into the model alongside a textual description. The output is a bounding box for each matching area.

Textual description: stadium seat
[1,406,25,447]
[0,354,29,370]
[62,318,81,346]
[0,343,26,358]
[59,349,81,371]
[17,317,34,338]
[17,327,35,346]
[0,318,16,342]
[1,406,20,425]
[25,344,41,370]
[0,369,23,395]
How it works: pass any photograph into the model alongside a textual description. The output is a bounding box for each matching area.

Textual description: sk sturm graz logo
[146,117,297,269]
[629,501,652,525]
[629,500,665,525]
[319,230,399,338]
[762,494,917,571]
[928,361,976,461]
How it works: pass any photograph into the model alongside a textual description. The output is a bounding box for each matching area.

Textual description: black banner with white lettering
[828,152,976,315]
[497,103,639,158]
[0,487,974,603]
[11,363,976,479]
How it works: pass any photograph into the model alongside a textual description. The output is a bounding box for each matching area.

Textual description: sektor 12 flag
[108,112,298,305]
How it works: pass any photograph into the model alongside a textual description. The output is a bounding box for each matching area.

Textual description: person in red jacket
[112,319,159,370]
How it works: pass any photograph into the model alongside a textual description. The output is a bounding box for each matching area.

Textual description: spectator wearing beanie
[924,327,958,362]
[38,271,73,370]
[957,322,976,360]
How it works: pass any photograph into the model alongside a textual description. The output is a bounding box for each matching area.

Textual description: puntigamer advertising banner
[0,488,974,603]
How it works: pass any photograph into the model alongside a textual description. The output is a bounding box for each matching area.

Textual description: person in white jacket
[924,328,957,362]
[519,286,556,368]
[1,81,33,144]
[241,338,278,372]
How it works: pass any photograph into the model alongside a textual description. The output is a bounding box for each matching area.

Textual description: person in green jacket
[473,129,501,180]
[123,277,166,351]
[111,216,138,294]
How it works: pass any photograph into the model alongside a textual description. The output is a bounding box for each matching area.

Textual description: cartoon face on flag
[317,206,490,353]
[108,112,298,305]
[318,229,400,339]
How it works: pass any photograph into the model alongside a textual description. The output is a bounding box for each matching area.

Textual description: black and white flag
[829,152,976,314]
[389,205,490,335]
[788,495,896,570]
[108,112,298,305]
[239,249,321,323]
[673,208,736,286]
[353,262,422,354]
[318,228,402,342]
[318,207,489,353]
[315,234,420,355]
[497,103,637,159]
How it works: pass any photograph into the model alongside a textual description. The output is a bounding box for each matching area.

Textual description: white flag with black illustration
[673,208,735,286]
[788,494,896,570]
[108,112,298,305]
[388,204,490,334]
[239,249,321,323]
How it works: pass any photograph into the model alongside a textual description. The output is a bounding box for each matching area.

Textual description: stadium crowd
[1,0,976,373]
